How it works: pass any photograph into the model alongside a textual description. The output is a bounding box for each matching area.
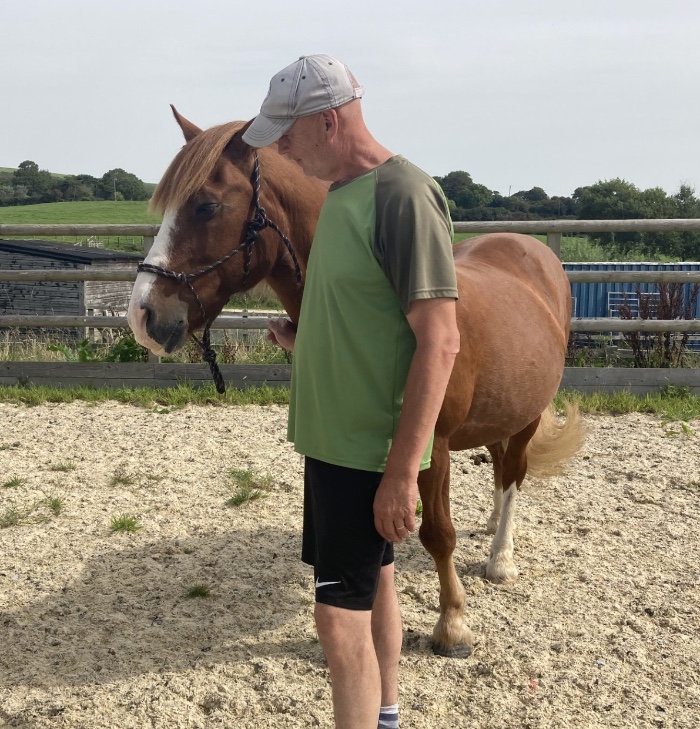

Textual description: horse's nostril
[142,302,160,341]
[141,302,154,326]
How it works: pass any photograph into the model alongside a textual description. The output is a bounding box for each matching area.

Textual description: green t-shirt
[288,155,458,472]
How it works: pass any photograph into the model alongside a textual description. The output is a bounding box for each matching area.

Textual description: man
[242,54,460,729]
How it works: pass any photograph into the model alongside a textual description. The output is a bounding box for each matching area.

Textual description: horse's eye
[195,202,220,219]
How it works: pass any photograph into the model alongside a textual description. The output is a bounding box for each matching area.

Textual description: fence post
[547,232,562,259]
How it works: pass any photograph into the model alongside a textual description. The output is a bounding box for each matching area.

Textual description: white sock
[378,703,399,729]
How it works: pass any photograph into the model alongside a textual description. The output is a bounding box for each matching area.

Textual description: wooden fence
[1,220,699,393]
[0,362,697,395]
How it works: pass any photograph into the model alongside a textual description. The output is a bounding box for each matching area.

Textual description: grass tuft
[109,514,142,533]
[0,507,23,528]
[186,584,211,598]
[110,468,135,487]
[226,467,274,507]
[46,496,64,515]
[2,476,25,489]
[681,422,696,438]
[49,461,76,472]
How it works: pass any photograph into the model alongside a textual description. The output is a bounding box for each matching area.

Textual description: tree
[435,171,473,202]
[97,168,149,201]
[454,182,492,210]
[520,186,549,203]
[12,160,40,190]
[576,179,646,253]
[638,187,676,219]
[59,178,96,202]
[576,178,645,220]
[12,160,54,202]
[643,184,700,259]
[674,184,700,217]
[576,179,700,259]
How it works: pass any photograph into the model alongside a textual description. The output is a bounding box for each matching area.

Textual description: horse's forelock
[149,121,249,214]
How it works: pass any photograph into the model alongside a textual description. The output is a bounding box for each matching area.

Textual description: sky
[2,0,699,198]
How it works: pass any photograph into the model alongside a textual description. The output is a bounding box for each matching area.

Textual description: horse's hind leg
[418,436,474,658]
[485,417,540,584]
[485,442,505,534]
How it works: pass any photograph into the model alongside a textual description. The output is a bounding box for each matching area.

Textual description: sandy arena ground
[0,402,699,729]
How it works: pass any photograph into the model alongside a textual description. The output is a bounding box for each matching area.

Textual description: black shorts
[302,456,394,611]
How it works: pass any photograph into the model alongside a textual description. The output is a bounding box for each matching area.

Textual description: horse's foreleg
[485,442,505,534]
[418,438,473,658]
[485,418,540,584]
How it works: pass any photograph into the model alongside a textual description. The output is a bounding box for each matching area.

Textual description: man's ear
[320,109,340,139]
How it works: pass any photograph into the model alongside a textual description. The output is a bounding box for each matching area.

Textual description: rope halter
[137,151,301,394]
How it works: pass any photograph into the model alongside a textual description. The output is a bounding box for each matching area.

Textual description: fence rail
[1,314,698,334]
[452,219,700,233]
[3,268,700,285]
[0,362,697,395]
[0,314,273,329]
[2,221,699,337]
[8,220,700,236]
[453,218,700,258]
[0,224,159,236]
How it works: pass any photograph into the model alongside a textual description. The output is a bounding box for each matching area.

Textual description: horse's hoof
[431,641,472,659]
[485,559,518,584]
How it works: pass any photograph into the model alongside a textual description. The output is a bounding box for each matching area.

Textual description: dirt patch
[1,403,699,728]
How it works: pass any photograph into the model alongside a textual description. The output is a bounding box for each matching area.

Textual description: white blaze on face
[127,209,179,351]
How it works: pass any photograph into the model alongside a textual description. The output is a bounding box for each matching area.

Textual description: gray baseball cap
[242,54,364,148]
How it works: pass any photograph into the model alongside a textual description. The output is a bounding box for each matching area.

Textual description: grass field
[0,200,160,225]
[0,201,666,263]
[0,201,161,252]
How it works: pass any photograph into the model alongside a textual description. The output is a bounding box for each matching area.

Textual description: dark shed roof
[0,239,143,263]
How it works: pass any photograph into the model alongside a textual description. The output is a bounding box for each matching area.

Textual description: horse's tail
[525,401,586,478]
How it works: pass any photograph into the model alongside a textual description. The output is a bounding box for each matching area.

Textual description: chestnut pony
[128,109,584,657]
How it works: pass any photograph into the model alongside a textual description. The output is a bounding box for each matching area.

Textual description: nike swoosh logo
[315,578,342,589]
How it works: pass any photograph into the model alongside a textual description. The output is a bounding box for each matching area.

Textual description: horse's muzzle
[141,302,188,354]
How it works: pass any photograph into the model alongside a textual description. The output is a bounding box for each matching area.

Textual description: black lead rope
[138,152,302,394]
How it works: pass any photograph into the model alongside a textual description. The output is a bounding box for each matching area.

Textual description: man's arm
[373,297,460,542]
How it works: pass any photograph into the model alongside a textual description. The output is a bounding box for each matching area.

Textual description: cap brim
[241,114,295,148]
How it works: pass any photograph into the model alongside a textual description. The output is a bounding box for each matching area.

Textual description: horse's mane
[149,121,247,214]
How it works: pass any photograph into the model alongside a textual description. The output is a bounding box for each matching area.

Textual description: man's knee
[315,603,372,649]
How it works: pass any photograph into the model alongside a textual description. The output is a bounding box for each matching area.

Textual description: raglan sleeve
[374,164,458,315]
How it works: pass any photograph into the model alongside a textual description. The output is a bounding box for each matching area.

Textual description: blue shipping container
[564,262,700,319]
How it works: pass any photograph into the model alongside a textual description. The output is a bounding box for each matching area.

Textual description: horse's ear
[170,105,202,142]
[223,119,255,161]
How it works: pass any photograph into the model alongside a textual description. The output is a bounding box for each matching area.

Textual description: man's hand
[267,318,297,351]
[374,474,418,543]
